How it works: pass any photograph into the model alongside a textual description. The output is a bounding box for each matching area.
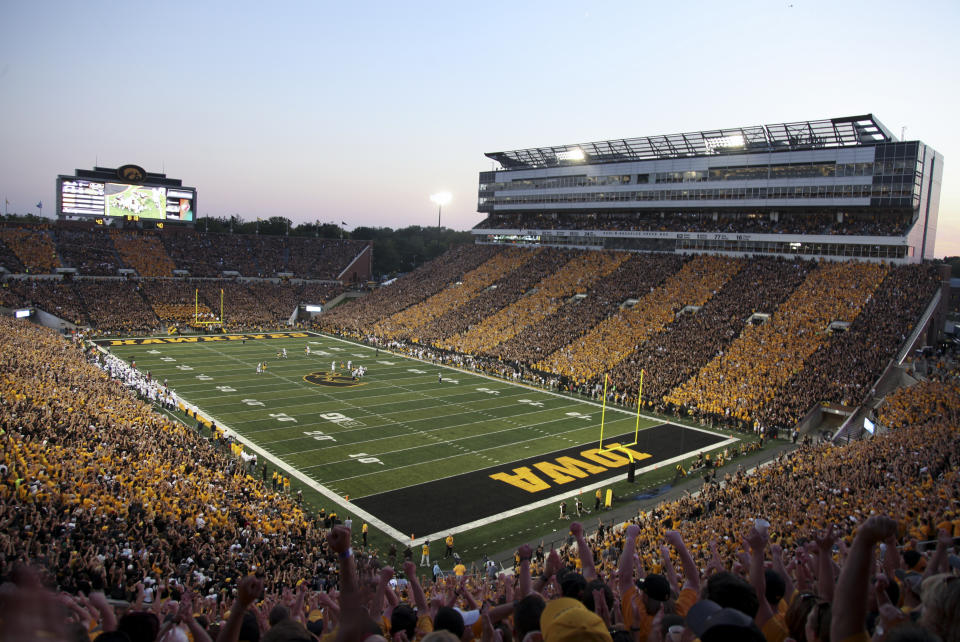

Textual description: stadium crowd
[539,254,743,383]
[474,210,914,237]
[442,251,626,356]
[373,249,537,341]
[319,245,944,437]
[404,250,572,349]
[664,261,888,425]
[111,231,178,278]
[0,225,60,274]
[491,253,687,366]
[2,314,959,642]
[609,257,812,408]
[0,222,369,280]
[1,277,349,335]
[321,245,501,336]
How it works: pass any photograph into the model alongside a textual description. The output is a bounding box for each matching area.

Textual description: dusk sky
[2,1,959,255]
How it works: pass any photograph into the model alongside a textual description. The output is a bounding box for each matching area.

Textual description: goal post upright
[598,374,609,449]
[598,369,644,456]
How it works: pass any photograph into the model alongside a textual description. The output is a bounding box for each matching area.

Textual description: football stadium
[2,114,959,642]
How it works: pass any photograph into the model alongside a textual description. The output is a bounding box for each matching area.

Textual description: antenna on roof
[900,126,906,141]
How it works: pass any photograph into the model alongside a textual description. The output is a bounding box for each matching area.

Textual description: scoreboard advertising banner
[58,165,196,222]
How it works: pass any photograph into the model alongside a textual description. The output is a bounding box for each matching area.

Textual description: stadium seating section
[1,221,955,642]
[475,209,914,236]
[0,221,367,280]
[1,315,957,641]
[0,222,371,332]
[320,246,940,430]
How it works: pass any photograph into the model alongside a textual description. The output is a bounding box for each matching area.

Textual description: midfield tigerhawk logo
[303,371,365,388]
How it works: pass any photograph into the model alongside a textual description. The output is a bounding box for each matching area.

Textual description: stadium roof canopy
[486,114,895,169]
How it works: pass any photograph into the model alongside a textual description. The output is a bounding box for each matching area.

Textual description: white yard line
[97,331,741,544]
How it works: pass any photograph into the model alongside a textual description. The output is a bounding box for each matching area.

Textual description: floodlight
[430,192,452,206]
[557,147,585,161]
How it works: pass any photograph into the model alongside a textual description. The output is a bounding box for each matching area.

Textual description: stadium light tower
[430,191,451,230]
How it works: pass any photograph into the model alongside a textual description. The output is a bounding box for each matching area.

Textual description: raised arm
[216,575,263,642]
[517,544,533,597]
[402,561,428,613]
[86,590,118,633]
[745,527,774,628]
[659,544,680,595]
[815,526,837,603]
[178,591,213,642]
[374,566,394,618]
[881,534,899,580]
[770,543,794,601]
[328,525,356,595]
[571,522,597,582]
[831,515,897,642]
[665,530,700,594]
[923,528,953,579]
[618,524,641,598]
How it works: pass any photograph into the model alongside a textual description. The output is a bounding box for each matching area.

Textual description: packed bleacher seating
[442,250,629,356]
[402,248,573,348]
[664,261,889,425]
[318,247,943,437]
[539,254,744,382]
[0,224,60,273]
[111,230,178,277]
[320,244,502,335]
[74,280,159,333]
[52,224,120,275]
[610,256,814,408]
[0,237,26,273]
[137,279,210,322]
[160,229,366,279]
[2,314,958,641]
[373,247,539,340]
[475,209,914,237]
[489,253,688,366]
[0,222,369,280]
[756,262,941,427]
[2,278,88,325]
[1,276,350,334]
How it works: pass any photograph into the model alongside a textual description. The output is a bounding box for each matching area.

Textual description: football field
[95,331,736,545]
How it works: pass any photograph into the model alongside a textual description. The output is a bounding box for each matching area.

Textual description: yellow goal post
[597,370,643,460]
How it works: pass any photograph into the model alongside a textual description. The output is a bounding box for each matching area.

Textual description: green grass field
[97,330,738,563]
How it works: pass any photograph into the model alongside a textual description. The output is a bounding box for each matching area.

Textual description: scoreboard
[57,165,196,223]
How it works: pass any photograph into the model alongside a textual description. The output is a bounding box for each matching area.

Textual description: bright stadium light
[430,191,452,229]
[557,147,585,161]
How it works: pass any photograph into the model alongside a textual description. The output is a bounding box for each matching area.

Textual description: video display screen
[59,179,195,221]
[106,183,167,220]
[61,180,106,216]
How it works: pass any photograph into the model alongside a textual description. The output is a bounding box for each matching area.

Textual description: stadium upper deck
[474,114,943,263]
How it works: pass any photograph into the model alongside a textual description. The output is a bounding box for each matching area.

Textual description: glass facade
[476,135,940,263]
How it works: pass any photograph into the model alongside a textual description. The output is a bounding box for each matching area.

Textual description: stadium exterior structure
[473,115,942,263]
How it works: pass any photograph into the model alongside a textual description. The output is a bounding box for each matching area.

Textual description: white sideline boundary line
[416,434,740,544]
[95,331,740,544]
